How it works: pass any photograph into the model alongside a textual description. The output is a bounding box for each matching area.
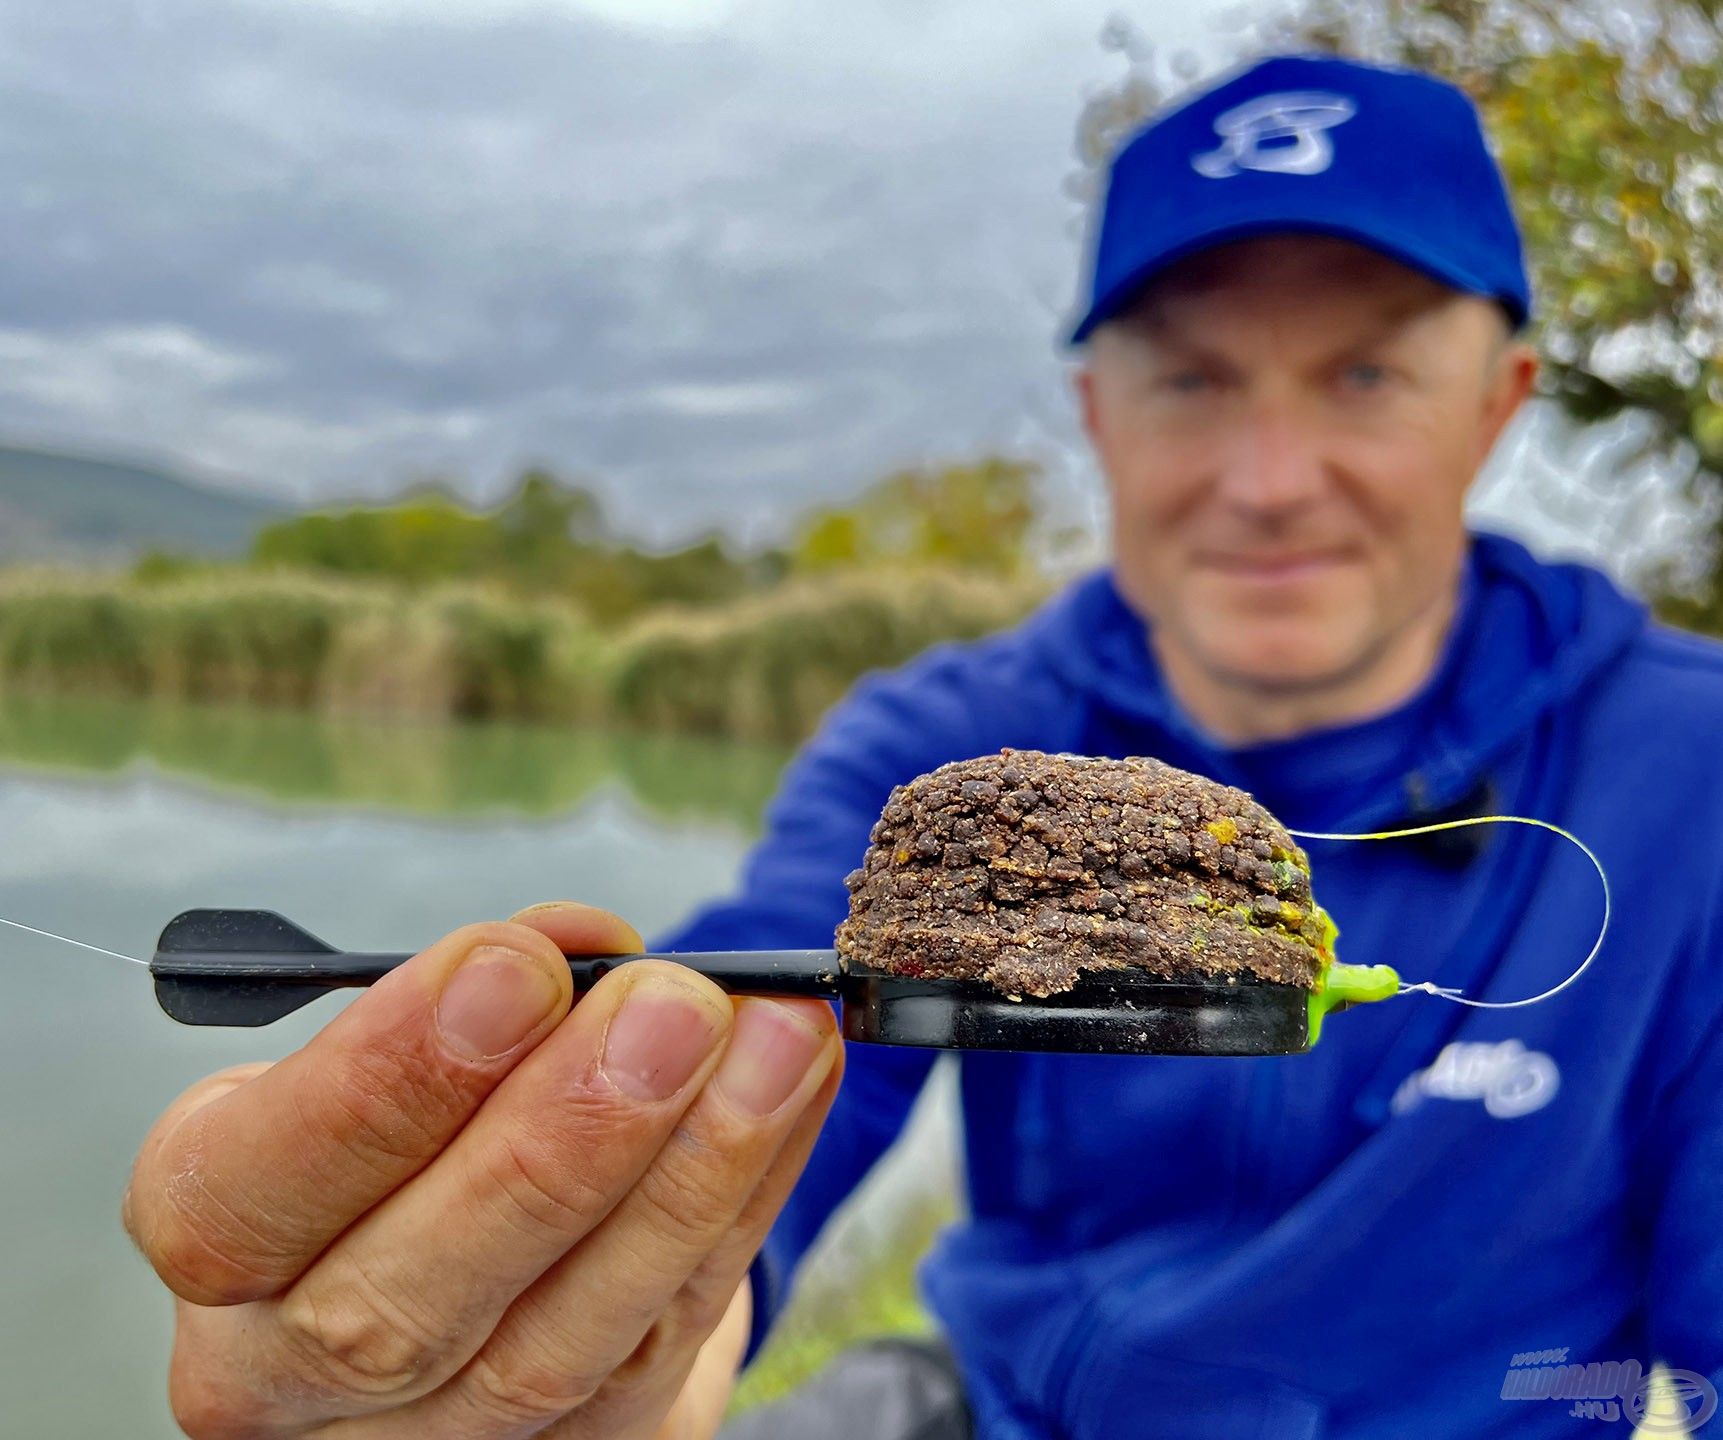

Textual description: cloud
[645,378,814,418]
[0,325,274,411]
[0,0,1229,539]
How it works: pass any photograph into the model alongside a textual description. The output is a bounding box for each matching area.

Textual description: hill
[0,444,286,561]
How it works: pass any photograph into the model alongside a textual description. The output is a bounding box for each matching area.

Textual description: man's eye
[1163,370,1212,393]
[1340,361,1389,390]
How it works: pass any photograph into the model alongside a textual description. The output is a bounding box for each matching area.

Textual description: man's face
[1076,234,1536,696]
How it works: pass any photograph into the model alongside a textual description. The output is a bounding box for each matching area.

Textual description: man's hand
[654,1280,753,1439]
[122,901,840,1439]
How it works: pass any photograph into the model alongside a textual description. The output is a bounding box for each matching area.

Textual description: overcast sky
[0,0,1269,545]
[0,0,1694,575]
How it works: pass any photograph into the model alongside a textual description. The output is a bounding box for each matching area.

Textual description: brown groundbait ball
[836,748,1337,999]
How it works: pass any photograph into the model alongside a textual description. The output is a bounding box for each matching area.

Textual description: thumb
[121,1061,275,1251]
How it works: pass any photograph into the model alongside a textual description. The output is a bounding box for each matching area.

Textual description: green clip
[1306,962,1401,1046]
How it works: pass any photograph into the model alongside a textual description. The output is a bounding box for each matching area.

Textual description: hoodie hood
[1021,529,1647,830]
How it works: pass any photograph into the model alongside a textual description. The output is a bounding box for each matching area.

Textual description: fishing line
[0,914,151,967]
[1287,814,1610,1009]
[0,815,1612,1009]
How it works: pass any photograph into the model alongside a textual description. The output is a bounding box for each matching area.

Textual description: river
[0,694,955,1437]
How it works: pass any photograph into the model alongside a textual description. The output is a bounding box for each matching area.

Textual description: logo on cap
[1192,90,1358,179]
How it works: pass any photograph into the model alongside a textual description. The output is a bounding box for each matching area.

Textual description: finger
[670,1281,753,1440]
[648,1282,752,1440]
[232,961,735,1429]
[549,1045,845,1440]
[128,920,575,1307]
[122,1062,273,1252]
[508,900,645,956]
[356,996,836,1439]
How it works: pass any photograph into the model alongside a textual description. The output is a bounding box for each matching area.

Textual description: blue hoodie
[656,531,1723,1438]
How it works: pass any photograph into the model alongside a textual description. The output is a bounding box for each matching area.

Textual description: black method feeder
[149,908,1401,1057]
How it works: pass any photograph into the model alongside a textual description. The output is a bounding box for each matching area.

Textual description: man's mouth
[1199,549,1353,583]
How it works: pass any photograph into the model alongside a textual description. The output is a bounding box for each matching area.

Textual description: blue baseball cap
[1067,53,1531,345]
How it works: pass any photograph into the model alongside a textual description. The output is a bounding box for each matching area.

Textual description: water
[0,694,792,1437]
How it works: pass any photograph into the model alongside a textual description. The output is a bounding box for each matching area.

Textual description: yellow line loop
[1286,815,1610,1010]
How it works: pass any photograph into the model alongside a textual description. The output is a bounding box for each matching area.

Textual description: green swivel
[1306,962,1401,1045]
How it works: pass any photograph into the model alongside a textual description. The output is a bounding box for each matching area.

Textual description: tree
[245,470,781,624]
[251,494,499,583]
[791,457,1041,577]
[1073,1,1723,610]
[493,469,607,591]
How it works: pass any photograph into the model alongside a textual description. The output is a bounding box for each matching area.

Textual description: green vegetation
[0,458,1052,742]
[0,564,1040,745]
[243,471,787,629]
[791,457,1038,578]
[609,570,1037,742]
[236,460,1048,625]
[1655,581,1723,638]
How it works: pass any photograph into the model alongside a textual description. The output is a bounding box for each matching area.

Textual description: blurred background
[0,0,1717,1433]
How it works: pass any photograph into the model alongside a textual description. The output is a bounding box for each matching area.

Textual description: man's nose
[1215,405,1327,517]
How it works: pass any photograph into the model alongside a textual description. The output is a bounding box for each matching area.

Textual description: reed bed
[607,569,1041,743]
[0,567,1043,743]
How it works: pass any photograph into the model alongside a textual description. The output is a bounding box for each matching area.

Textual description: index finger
[505,899,644,956]
[124,911,625,1306]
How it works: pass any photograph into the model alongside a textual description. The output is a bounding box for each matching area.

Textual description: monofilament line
[1288,814,1610,1010]
[0,914,151,967]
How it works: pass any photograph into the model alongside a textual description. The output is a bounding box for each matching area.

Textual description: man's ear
[1475,337,1539,468]
[1073,359,1101,447]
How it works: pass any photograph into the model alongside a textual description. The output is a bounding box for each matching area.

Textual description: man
[125,54,1722,1440]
